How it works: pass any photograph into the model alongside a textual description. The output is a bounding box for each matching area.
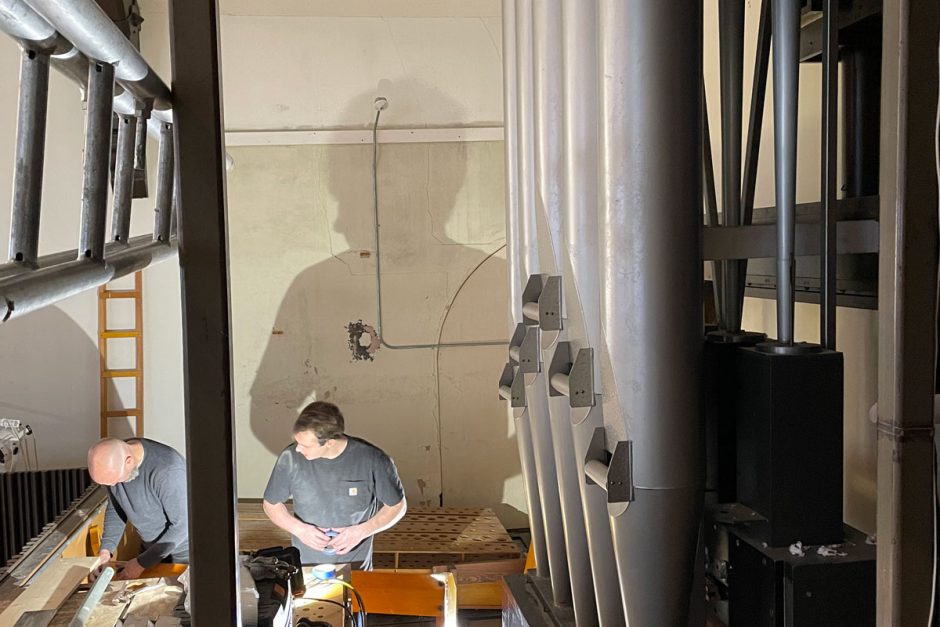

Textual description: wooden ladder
[98,272,144,438]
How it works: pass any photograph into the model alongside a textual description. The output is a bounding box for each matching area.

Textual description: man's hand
[89,549,112,583]
[115,558,145,581]
[329,524,369,555]
[297,524,331,551]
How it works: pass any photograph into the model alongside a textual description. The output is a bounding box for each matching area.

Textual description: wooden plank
[0,558,97,624]
[350,571,456,620]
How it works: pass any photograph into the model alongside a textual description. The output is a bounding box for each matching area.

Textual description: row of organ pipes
[498,0,939,625]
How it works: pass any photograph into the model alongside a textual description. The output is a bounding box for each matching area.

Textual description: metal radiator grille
[0,468,92,566]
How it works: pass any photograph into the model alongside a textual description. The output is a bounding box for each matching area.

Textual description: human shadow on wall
[248,80,525,520]
[0,305,110,469]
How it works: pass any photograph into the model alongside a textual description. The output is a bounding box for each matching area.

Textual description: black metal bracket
[585,427,634,504]
[539,275,563,331]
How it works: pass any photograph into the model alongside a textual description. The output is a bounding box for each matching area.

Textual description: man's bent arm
[263,499,307,536]
[361,497,407,537]
[99,497,126,559]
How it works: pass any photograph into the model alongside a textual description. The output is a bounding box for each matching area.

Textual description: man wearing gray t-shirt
[88,437,189,581]
[262,401,407,569]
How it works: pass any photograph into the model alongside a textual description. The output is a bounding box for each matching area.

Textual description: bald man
[88,438,189,580]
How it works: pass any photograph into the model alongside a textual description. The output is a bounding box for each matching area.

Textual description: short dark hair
[293,401,345,443]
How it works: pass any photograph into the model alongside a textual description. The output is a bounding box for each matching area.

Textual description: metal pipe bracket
[539,275,563,331]
[586,427,634,504]
[521,274,546,326]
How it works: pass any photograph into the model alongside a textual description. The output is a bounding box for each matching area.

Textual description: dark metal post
[168,0,240,623]
[876,0,939,623]
[842,45,881,198]
[153,122,174,243]
[9,47,50,267]
[718,0,744,332]
[111,113,137,244]
[819,0,838,349]
[737,0,771,314]
[772,0,799,345]
[78,61,114,261]
[703,84,723,322]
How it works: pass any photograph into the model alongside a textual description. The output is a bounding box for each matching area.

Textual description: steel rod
[9,46,50,266]
[549,372,569,397]
[78,61,114,262]
[522,301,540,321]
[820,0,838,349]
[509,345,521,363]
[498,384,512,400]
[111,113,137,244]
[772,0,800,345]
[153,122,174,243]
[702,83,724,327]
[718,0,745,332]
[737,0,771,316]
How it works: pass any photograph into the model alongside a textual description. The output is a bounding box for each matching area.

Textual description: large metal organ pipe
[598,1,703,624]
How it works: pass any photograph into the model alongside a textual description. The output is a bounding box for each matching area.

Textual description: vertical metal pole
[876,0,939,624]
[599,1,703,624]
[9,47,50,266]
[561,0,625,623]
[718,0,744,332]
[703,85,724,323]
[503,0,548,579]
[78,61,114,262]
[819,0,838,350]
[517,0,570,597]
[153,122,174,243]
[111,112,137,244]
[737,0,771,314]
[168,0,240,623]
[772,0,799,345]
[842,46,881,199]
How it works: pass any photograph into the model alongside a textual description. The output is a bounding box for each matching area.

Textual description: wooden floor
[237,502,522,569]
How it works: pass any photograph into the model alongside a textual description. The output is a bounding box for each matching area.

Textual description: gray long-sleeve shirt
[99,438,189,568]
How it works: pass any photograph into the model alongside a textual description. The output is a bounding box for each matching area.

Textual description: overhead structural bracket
[584,427,634,505]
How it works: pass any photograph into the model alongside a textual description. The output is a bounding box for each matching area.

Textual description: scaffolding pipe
[111,113,137,244]
[772,0,800,345]
[0,238,176,322]
[78,61,114,262]
[599,1,703,624]
[153,123,174,243]
[560,0,624,622]
[0,0,64,50]
[8,46,49,267]
[24,0,171,110]
[718,0,744,332]
[516,0,568,591]
[0,234,161,281]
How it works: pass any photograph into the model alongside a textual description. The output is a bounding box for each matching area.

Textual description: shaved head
[88,438,138,486]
